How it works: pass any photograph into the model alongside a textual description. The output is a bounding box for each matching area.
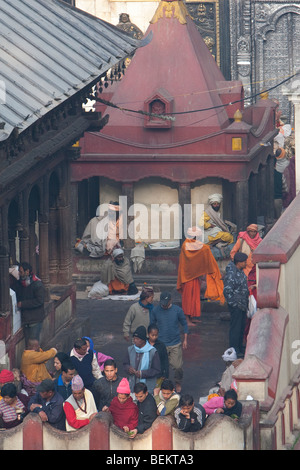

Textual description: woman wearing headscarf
[230,224,262,282]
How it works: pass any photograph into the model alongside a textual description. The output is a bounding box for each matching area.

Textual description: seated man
[75,201,123,258]
[63,375,98,431]
[199,193,235,247]
[28,379,66,430]
[102,248,138,295]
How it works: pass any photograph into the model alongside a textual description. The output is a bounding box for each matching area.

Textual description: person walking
[223,252,249,358]
[151,292,188,393]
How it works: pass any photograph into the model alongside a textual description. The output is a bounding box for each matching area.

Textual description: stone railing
[233,192,300,449]
[0,401,258,451]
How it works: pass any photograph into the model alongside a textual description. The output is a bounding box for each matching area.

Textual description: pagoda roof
[91,0,244,147]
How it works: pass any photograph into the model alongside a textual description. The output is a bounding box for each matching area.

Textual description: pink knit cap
[71,375,84,391]
[117,378,131,394]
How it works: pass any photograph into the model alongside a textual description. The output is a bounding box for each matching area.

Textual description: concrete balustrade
[0,402,258,450]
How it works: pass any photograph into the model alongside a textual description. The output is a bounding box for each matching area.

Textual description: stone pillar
[235,180,249,232]
[39,219,50,301]
[58,203,72,284]
[89,413,111,450]
[266,156,275,223]
[19,191,30,263]
[258,165,267,222]
[49,207,59,284]
[29,222,37,274]
[152,416,173,450]
[248,172,258,224]
[178,182,191,243]
[121,182,135,249]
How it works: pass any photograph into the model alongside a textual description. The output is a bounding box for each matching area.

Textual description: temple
[72,0,277,247]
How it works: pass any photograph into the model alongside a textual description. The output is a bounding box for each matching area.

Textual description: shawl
[102,257,134,286]
[133,341,155,383]
[205,205,230,233]
[177,239,224,304]
[109,396,138,431]
[238,230,262,251]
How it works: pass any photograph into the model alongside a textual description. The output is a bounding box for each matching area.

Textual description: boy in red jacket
[108,378,138,434]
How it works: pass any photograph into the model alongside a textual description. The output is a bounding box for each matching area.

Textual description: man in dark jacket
[93,359,123,411]
[223,252,249,357]
[15,262,45,345]
[127,383,157,438]
[28,379,66,431]
[174,394,206,432]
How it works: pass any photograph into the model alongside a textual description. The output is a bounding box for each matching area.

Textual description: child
[108,378,139,434]
[174,394,206,432]
[147,324,169,389]
[203,389,242,420]
[154,379,180,416]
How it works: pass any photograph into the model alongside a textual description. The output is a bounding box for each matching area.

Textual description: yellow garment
[199,212,234,244]
[20,348,56,383]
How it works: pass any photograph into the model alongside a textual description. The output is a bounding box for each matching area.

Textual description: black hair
[74,338,87,349]
[224,389,238,402]
[134,382,148,394]
[1,383,17,398]
[179,394,194,407]
[147,323,159,334]
[61,360,76,374]
[104,359,117,369]
[19,262,33,274]
[160,379,174,391]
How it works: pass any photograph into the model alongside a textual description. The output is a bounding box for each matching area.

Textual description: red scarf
[238,231,262,251]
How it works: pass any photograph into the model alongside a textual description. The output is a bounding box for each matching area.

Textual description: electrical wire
[96,71,299,121]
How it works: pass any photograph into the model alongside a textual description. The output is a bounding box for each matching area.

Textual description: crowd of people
[2,249,246,435]
[4,125,296,434]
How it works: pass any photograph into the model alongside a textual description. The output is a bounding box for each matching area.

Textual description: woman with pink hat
[106,378,138,434]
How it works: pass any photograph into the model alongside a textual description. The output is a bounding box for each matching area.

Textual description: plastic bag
[88,281,109,299]
[247,294,257,319]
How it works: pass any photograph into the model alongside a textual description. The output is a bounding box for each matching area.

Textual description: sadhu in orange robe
[177,238,225,319]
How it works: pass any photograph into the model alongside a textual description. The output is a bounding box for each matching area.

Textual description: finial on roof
[260,90,269,100]
[234,109,243,122]
[150,0,191,25]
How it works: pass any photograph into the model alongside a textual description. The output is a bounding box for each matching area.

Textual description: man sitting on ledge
[102,248,138,295]
[199,193,235,248]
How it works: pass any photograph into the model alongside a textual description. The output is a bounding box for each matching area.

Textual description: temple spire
[150,0,191,25]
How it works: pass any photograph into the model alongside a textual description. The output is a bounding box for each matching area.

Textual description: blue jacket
[54,374,72,401]
[28,391,65,430]
[223,261,249,312]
